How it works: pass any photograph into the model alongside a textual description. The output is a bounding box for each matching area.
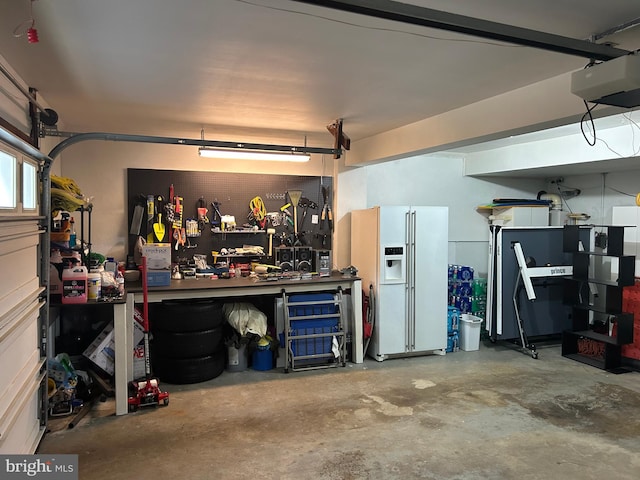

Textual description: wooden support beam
[327,119,351,159]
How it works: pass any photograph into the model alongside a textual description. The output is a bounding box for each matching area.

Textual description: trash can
[227,343,248,372]
[459,314,482,351]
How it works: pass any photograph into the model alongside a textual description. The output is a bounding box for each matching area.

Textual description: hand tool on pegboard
[287,189,303,235]
[153,195,165,242]
[146,194,155,243]
[279,203,294,228]
[129,194,146,236]
[298,197,317,232]
[164,184,175,224]
[197,196,209,232]
[173,195,183,250]
[320,186,333,231]
[210,201,222,228]
[297,197,317,246]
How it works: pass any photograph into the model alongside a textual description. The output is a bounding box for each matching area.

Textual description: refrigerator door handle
[405,210,411,351]
[410,210,417,350]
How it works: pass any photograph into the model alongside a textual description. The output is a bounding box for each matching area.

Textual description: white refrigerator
[351,206,448,361]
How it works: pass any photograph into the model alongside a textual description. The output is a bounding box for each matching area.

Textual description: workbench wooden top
[125,271,360,294]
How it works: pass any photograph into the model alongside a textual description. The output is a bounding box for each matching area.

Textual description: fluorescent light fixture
[198,147,310,162]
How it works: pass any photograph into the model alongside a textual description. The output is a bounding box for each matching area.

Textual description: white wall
[338,154,546,276]
[547,170,640,225]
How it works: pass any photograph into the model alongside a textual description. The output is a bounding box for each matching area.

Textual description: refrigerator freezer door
[411,206,448,352]
[372,283,409,357]
[372,206,409,358]
[378,205,410,286]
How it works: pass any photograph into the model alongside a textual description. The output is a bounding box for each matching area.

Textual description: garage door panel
[1,130,48,453]
[0,279,42,321]
[0,349,42,431]
[0,361,46,454]
[0,297,42,388]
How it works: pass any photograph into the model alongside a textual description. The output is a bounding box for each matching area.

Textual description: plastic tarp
[223,303,267,338]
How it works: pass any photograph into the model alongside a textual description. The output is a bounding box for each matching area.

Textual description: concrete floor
[37,342,640,480]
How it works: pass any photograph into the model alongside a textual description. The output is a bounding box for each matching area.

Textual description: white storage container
[459,314,482,351]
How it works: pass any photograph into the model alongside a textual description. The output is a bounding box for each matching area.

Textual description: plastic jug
[62,265,88,304]
[87,272,101,300]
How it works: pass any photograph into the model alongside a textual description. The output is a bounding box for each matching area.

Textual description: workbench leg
[351,279,363,364]
[114,294,134,415]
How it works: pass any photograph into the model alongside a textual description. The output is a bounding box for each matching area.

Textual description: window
[22,160,38,210]
[0,150,17,209]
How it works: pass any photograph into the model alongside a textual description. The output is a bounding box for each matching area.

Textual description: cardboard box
[142,243,172,270]
[83,315,145,376]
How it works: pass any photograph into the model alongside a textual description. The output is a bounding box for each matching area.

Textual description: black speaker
[275,247,294,271]
[295,247,313,272]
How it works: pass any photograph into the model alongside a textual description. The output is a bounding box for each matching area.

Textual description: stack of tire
[149,299,226,384]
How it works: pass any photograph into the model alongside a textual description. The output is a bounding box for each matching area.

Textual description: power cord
[580,99,598,146]
[557,183,574,214]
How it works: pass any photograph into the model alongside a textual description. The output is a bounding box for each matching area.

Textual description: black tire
[151,326,224,358]
[151,348,226,384]
[150,299,225,332]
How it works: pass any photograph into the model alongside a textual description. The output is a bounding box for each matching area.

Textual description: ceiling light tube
[198,147,310,162]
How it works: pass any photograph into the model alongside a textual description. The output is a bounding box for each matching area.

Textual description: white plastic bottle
[104,257,117,276]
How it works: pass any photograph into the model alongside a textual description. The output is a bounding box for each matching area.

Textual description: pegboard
[126,168,333,263]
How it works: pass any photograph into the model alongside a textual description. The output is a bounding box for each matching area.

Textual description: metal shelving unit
[281,288,347,372]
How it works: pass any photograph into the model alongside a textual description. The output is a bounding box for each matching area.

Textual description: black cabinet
[562,225,635,371]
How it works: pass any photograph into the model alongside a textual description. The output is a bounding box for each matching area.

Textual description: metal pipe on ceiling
[593,16,640,42]
[0,62,49,113]
[290,0,632,61]
[48,131,339,160]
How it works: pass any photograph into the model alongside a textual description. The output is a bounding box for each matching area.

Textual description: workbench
[116,272,363,415]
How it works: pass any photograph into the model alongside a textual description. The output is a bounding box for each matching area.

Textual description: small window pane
[0,150,17,209]
[22,161,37,210]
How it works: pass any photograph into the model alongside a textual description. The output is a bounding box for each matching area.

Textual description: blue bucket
[252,346,273,371]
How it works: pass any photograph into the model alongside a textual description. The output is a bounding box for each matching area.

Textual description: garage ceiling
[0,0,639,148]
